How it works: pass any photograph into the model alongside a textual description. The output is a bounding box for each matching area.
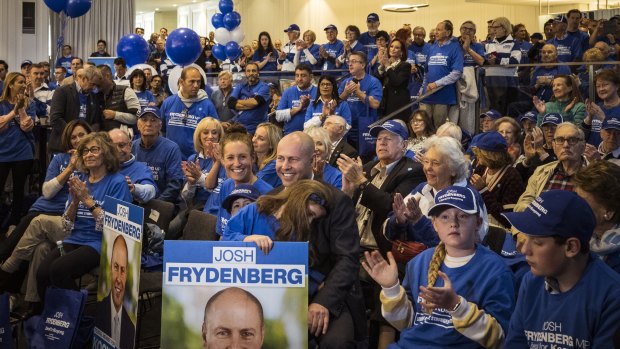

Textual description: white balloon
[214,28,231,44]
[231,27,245,43]
[167,64,208,95]
[127,63,157,77]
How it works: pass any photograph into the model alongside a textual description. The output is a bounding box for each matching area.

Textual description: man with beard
[227,63,270,134]
[275,63,317,134]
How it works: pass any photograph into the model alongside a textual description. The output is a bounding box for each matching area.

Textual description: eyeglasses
[82,146,102,156]
[553,137,583,145]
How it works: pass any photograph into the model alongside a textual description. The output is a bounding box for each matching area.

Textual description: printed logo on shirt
[76,199,104,219]
[168,111,200,128]
[556,45,572,57]
[523,321,591,348]
[415,52,427,64]
[147,164,161,181]
[428,54,448,66]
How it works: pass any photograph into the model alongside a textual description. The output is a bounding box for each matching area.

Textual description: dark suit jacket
[353,156,425,253]
[49,82,102,152]
[271,182,366,341]
[95,294,136,349]
[375,61,412,122]
[328,138,358,167]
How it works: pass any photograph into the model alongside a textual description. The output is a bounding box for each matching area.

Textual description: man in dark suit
[324,115,358,167]
[275,132,365,349]
[48,65,102,152]
[95,235,136,349]
[337,119,424,348]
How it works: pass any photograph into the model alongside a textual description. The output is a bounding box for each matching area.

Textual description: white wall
[136,12,155,37]
[234,0,541,45]
[0,0,50,70]
[178,1,219,37]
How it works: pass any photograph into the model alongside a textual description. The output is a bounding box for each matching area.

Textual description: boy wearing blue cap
[503,190,620,348]
[363,185,515,349]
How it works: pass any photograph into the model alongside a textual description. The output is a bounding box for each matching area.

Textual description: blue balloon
[166,28,202,66]
[65,0,91,18]
[44,0,67,13]
[223,11,241,31]
[116,34,149,67]
[211,13,224,29]
[219,0,233,14]
[212,44,227,61]
[225,41,242,61]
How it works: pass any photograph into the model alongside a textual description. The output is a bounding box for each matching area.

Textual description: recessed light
[173,4,178,7]
[382,3,428,12]
[155,7,160,11]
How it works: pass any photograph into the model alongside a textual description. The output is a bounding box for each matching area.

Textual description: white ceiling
[136,0,198,13]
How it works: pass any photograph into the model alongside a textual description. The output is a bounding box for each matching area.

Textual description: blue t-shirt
[531,65,572,101]
[322,163,342,190]
[392,245,515,349]
[252,48,279,72]
[304,98,352,127]
[132,137,184,202]
[160,94,219,159]
[338,73,383,139]
[407,44,430,98]
[549,34,582,63]
[516,40,532,64]
[0,101,36,162]
[299,44,322,71]
[187,153,228,205]
[222,202,280,242]
[63,172,132,253]
[463,42,485,67]
[216,178,273,235]
[505,256,620,349]
[119,155,158,198]
[256,160,281,188]
[277,85,317,135]
[321,40,344,71]
[359,32,377,53]
[231,81,271,134]
[422,37,464,105]
[135,90,156,109]
[567,29,590,56]
[29,153,74,213]
[587,102,620,147]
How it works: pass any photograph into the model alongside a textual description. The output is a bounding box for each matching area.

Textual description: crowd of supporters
[0,8,620,348]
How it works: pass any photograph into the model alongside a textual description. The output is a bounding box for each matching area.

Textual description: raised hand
[361,250,399,288]
[532,96,546,114]
[419,271,459,313]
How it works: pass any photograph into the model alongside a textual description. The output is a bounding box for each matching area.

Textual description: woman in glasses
[36,132,132,306]
[304,75,351,129]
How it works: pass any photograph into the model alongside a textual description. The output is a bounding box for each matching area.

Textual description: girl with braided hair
[362,185,515,349]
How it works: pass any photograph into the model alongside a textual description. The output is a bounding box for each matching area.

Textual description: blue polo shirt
[321,40,344,71]
[338,73,383,139]
[277,84,317,134]
[231,81,271,134]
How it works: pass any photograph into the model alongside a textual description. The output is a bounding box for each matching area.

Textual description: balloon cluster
[44,0,91,18]
[211,0,244,61]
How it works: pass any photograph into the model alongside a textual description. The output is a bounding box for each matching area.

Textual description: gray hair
[435,121,462,142]
[305,126,333,160]
[556,121,585,140]
[421,135,470,183]
[79,66,102,81]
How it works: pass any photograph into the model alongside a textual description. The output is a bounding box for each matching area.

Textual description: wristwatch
[88,202,101,212]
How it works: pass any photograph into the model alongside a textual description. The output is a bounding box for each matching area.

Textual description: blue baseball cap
[541,113,563,126]
[139,106,162,119]
[473,131,508,152]
[519,111,537,123]
[553,15,568,23]
[367,13,380,22]
[369,120,409,140]
[502,190,596,246]
[21,60,32,68]
[284,24,300,33]
[428,186,480,217]
[222,184,260,214]
[602,115,620,130]
[480,109,501,120]
[324,24,338,31]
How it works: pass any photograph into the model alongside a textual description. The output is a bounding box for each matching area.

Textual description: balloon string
[55,12,68,67]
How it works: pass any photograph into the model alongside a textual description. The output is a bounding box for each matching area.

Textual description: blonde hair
[303,30,316,43]
[492,17,512,35]
[427,242,446,290]
[305,126,333,161]
[193,117,224,154]
[0,72,25,102]
[218,70,232,79]
[255,122,282,170]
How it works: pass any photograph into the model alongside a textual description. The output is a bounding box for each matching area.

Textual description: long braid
[427,242,446,288]
[425,242,446,314]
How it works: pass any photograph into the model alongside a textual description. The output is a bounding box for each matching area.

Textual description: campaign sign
[0,293,10,347]
[161,241,308,348]
[93,196,143,349]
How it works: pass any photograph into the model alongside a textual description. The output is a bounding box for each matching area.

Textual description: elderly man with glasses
[514,122,588,211]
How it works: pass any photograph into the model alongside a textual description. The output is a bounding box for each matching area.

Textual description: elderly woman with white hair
[385,135,489,244]
[305,126,343,189]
